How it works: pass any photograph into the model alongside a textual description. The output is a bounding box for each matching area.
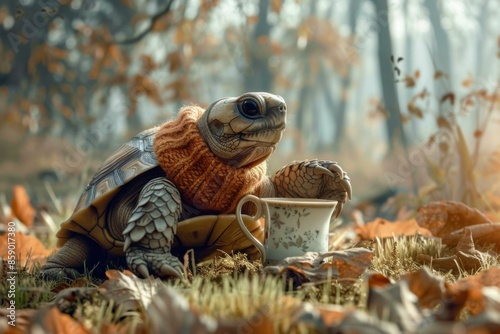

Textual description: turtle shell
[56,127,161,254]
[56,127,264,259]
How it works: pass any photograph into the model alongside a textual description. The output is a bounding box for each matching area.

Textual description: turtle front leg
[123,177,183,278]
[271,159,353,218]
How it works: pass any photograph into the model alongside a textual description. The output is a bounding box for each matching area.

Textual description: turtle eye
[240,99,260,118]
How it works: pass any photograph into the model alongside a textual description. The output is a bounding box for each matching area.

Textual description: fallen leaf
[30,307,89,334]
[264,249,373,286]
[330,248,374,278]
[368,273,392,288]
[314,304,349,327]
[146,285,218,334]
[0,232,52,268]
[441,223,500,252]
[10,185,35,228]
[416,253,462,273]
[331,310,401,333]
[465,309,500,333]
[402,266,446,308]
[147,286,271,334]
[356,218,431,240]
[449,268,500,315]
[453,267,500,291]
[290,302,350,330]
[417,201,492,238]
[417,228,491,274]
[99,270,166,313]
[480,287,500,313]
[367,279,423,333]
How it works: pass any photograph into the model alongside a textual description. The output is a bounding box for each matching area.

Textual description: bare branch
[115,0,175,45]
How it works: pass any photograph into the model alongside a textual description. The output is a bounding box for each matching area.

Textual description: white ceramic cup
[236,195,337,263]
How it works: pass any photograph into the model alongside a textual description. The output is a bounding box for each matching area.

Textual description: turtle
[41,92,352,279]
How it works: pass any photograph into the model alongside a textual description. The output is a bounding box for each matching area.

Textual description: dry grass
[370,235,443,280]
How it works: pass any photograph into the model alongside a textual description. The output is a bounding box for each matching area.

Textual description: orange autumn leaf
[449,268,500,316]
[367,273,392,288]
[416,228,490,274]
[441,223,500,252]
[454,267,500,291]
[264,249,373,285]
[367,276,423,332]
[403,267,446,309]
[42,307,89,334]
[356,218,431,240]
[314,304,349,327]
[330,248,374,279]
[0,232,53,268]
[10,185,35,228]
[416,201,492,238]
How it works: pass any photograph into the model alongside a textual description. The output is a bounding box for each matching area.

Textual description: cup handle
[236,194,266,262]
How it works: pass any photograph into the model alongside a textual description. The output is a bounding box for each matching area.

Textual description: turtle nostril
[279,104,287,113]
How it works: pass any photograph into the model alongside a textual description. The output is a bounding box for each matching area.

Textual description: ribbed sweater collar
[153,106,266,213]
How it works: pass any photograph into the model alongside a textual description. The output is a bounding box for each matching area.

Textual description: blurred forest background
[1,0,499,220]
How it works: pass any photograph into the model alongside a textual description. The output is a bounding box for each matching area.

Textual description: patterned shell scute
[74,127,160,213]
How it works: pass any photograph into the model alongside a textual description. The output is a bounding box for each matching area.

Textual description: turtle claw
[340,176,352,200]
[327,162,344,178]
[333,202,343,220]
[315,165,333,176]
[160,263,183,278]
[127,247,183,279]
[136,264,150,278]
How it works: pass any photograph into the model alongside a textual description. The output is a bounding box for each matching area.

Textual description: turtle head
[197,92,287,168]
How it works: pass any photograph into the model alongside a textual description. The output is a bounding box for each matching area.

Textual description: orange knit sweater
[153,106,267,213]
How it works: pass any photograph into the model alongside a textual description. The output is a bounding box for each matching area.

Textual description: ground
[1,193,500,333]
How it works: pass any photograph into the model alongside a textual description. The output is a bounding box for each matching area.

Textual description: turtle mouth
[240,124,285,145]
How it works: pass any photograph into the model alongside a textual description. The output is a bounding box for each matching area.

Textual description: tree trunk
[371,0,407,152]
[244,0,273,92]
[331,0,363,151]
[424,0,452,106]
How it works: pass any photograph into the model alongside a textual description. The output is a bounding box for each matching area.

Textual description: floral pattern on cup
[269,206,319,252]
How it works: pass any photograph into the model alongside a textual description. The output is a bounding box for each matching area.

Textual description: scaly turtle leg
[123,177,184,278]
[271,159,353,218]
[41,235,104,280]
